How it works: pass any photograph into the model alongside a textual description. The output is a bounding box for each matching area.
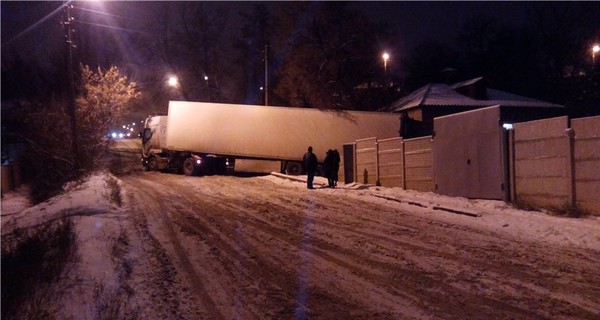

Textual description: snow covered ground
[266,173,600,251]
[2,171,599,319]
[4,172,598,251]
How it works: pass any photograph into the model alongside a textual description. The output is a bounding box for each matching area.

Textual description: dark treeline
[2,2,599,116]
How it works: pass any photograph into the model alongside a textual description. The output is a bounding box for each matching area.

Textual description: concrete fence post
[375,139,381,186]
[566,127,576,206]
[353,142,357,184]
[508,129,516,203]
[401,139,406,190]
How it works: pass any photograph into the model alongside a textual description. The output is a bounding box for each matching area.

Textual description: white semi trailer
[141,101,399,176]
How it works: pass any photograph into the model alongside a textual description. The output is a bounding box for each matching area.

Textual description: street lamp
[593,44,600,64]
[62,2,80,168]
[203,75,211,102]
[382,52,390,85]
[382,52,389,73]
[167,75,179,87]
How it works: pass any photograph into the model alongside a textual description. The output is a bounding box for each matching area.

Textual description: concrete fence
[511,115,599,215]
[351,136,434,192]
[348,113,599,216]
[572,116,600,214]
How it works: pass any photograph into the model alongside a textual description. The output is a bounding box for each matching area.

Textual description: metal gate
[343,143,355,184]
[433,106,508,200]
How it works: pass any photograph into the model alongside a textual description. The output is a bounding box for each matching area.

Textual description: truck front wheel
[144,156,158,171]
[183,157,200,176]
[285,161,303,175]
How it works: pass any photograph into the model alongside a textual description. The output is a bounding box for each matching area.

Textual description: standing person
[324,149,334,188]
[332,149,340,187]
[303,146,318,189]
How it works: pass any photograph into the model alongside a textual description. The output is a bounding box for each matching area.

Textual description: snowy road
[114,172,600,319]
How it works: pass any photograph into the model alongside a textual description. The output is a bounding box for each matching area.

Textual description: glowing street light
[382,52,390,73]
[382,52,390,84]
[167,75,179,87]
[593,44,600,64]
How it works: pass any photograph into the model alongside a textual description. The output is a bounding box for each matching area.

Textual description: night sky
[2,1,600,114]
[4,1,598,65]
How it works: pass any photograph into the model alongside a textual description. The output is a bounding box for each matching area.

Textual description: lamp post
[166,74,189,100]
[204,75,211,102]
[593,44,600,64]
[263,44,269,106]
[62,2,80,169]
[382,52,390,85]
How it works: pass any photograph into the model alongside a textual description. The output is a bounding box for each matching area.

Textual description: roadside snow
[2,173,138,319]
[262,173,600,252]
[3,172,600,252]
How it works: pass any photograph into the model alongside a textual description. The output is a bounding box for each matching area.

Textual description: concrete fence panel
[355,137,377,185]
[572,116,600,215]
[404,136,434,192]
[513,116,570,208]
[378,137,404,188]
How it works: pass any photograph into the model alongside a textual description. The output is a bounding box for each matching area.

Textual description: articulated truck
[141,101,399,176]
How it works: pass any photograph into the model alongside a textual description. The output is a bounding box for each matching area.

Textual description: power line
[72,5,139,23]
[76,20,150,35]
[1,4,64,47]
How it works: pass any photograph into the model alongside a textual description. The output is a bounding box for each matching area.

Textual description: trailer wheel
[285,161,303,175]
[183,158,199,176]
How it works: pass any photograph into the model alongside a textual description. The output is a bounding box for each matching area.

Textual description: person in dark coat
[323,149,334,188]
[303,146,318,189]
[331,149,340,187]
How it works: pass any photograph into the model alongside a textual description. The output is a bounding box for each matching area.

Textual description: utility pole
[263,44,269,106]
[62,2,80,169]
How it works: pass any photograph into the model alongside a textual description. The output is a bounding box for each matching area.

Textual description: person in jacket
[331,149,340,187]
[323,149,335,188]
[303,146,318,189]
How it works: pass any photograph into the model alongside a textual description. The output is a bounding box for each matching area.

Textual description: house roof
[381,78,564,112]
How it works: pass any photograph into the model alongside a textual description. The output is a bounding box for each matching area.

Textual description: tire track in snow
[123,173,600,319]
[122,175,225,320]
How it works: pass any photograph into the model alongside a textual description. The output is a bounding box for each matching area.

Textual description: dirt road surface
[112,172,600,319]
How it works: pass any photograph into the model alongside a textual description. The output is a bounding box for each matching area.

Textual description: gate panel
[343,143,354,184]
[434,106,505,199]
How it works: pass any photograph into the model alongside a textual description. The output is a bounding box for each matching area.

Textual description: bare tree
[274,2,386,110]
[19,65,139,203]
